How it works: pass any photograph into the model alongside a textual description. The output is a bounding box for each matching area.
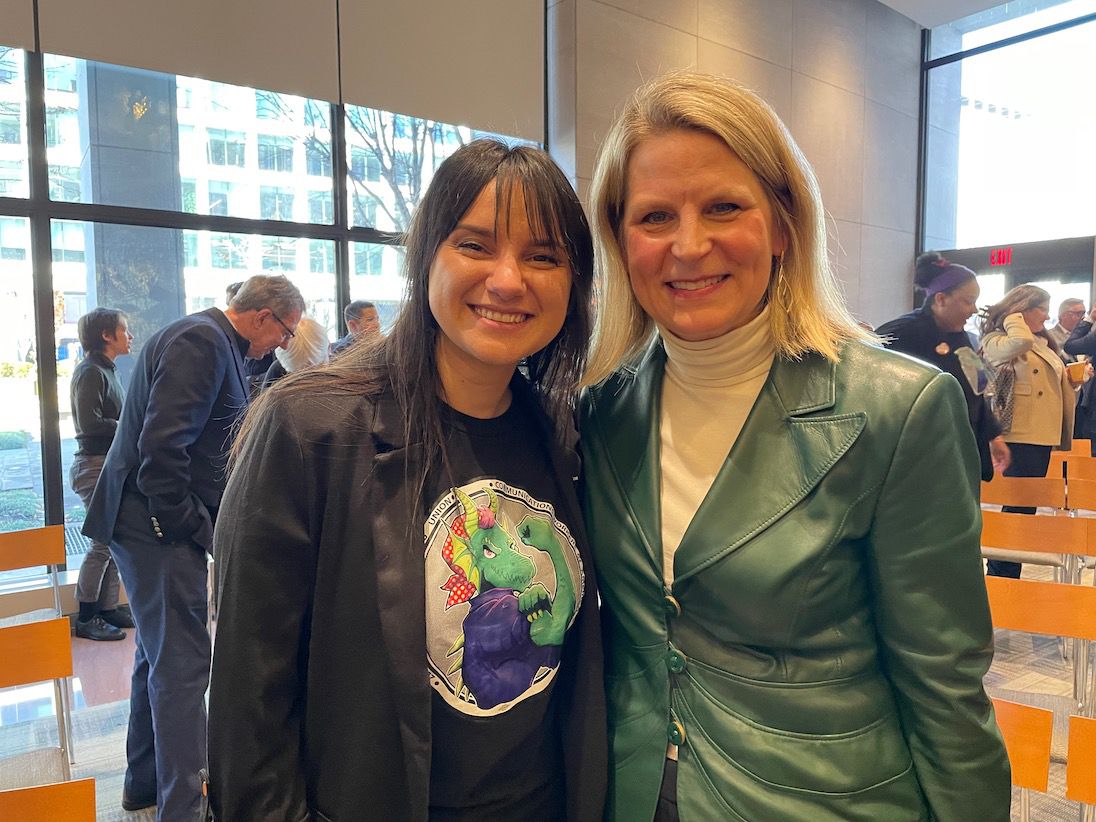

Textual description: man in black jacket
[83,274,303,820]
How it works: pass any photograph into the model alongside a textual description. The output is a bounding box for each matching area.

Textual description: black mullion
[914,27,929,264]
[331,99,351,336]
[37,198,393,244]
[25,48,64,528]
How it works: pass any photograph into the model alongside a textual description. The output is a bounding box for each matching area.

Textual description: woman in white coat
[981,283,1075,577]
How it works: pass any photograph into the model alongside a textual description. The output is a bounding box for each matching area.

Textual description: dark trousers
[987,442,1052,579]
[654,759,678,822]
[109,489,210,821]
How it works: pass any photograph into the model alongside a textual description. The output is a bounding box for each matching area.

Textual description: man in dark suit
[330,299,381,355]
[83,274,304,820]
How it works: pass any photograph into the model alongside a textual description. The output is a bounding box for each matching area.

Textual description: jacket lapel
[206,308,250,399]
[363,396,432,820]
[673,352,866,584]
[590,344,666,573]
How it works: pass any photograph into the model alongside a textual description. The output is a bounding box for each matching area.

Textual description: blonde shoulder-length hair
[582,71,872,386]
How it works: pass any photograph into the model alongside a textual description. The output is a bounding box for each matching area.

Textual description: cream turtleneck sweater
[659,307,776,584]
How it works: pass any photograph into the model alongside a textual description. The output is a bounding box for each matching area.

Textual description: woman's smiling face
[622,129,785,342]
[428,179,572,382]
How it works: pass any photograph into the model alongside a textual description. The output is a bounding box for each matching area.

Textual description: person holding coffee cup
[981,284,1075,578]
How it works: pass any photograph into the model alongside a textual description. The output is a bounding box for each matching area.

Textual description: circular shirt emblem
[935,342,951,356]
[424,479,584,716]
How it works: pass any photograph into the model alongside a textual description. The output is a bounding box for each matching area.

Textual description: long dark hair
[231,139,593,507]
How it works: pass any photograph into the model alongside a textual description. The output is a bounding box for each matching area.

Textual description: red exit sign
[990,247,1013,266]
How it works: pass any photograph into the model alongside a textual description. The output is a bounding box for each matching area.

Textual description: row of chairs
[996,698,1096,822]
[983,442,1096,819]
[0,526,95,819]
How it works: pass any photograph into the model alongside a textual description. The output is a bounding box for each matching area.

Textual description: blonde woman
[260,316,330,387]
[579,71,1009,821]
[981,283,1074,578]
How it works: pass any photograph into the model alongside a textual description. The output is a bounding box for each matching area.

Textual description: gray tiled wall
[549,0,924,325]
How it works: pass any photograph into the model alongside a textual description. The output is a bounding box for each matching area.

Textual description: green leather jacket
[580,341,1010,822]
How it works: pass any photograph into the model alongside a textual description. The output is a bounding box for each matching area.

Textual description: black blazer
[82,308,250,550]
[1065,320,1096,443]
[876,307,1001,481]
[207,375,607,822]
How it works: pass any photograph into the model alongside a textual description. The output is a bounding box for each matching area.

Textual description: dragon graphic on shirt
[425,482,582,715]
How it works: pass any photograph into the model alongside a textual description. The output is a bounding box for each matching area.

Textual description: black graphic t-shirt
[424,393,584,821]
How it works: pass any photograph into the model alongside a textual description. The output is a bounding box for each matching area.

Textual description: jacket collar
[204,307,251,399]
[591,340,865,585]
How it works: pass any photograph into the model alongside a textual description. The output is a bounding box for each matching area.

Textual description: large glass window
[924,5,1096,249]
[0,47,27,198]
[0,215,44,561]
[0,43,531,585]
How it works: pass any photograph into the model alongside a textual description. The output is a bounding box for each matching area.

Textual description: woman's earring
[774,254,792,314]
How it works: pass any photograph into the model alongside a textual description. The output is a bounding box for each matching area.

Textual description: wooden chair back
[1067,478,1096,513]
[1070,439,1093,457]
[0,618,73,689]
[980,475,1066,510]
[1067,456,1096,483]
[1048,451,1068,480]
[0,778,95,821]
[986,576,1096,642]
[992,698,1053,792]
[1067,715,1096,805]
[981,510,1093,557]
[0,525,65,573]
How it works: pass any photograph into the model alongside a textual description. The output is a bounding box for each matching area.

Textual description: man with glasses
[1049,298,1087,361]
[83,274,303,820]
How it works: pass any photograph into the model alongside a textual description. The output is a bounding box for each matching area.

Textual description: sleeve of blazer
[135,323,228,543]
[981,313,1035,365]
[1064,319,1096,357]
[208,397,315,822]
[70,364,117,440]
[865,374,1011,821]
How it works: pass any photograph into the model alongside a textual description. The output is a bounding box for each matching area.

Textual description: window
[0,52,19,85]
[260,186,294,221]
[45,108,64,148]
[0,104,21,144]
[183,231,199,268]
[208,180,233,216]
[354,243,384,276]
[258,135,294,172]
[306,142,331,177]
[48,165,80,202]
[181,179,197,213]
[255,90,285,120]
[304,101,328,128]
[354,198,377,229]
[211,233,248,269]
[208,129,246,167]
[50,220,85,263]
[44,59,76,92]
[0,159,25,197]
[309,192,333,224]
[923,11,1096,248]
[262,237,296,271]
[310,240,334,273]
[0,217,28,260]
[61,292,88,323]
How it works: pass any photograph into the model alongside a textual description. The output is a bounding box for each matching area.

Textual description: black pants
[654,759,678,822]
[987,442,1052,578]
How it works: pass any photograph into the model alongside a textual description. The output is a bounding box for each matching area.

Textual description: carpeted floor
[0,698,153,820]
